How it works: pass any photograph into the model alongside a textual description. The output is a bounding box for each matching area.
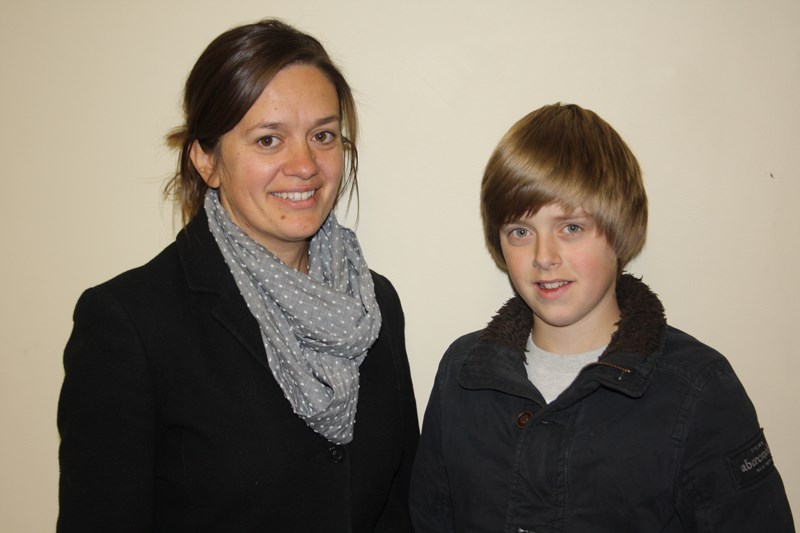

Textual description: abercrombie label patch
[726,429,774,489]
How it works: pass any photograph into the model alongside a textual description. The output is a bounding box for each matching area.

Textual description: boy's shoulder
[441,329,484,366]
[434,326,510,378]
[656,325,737,386]
[436,320,528,384]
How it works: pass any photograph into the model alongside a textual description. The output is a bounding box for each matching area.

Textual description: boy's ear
[189,140,219,187]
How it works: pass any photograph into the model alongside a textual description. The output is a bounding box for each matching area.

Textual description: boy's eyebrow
[555,213,592,222]
[555,206,593,220]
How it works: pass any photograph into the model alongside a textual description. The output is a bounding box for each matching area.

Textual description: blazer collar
[176,212,270,371]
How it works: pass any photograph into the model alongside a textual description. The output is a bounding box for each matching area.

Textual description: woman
[58,19,418,532]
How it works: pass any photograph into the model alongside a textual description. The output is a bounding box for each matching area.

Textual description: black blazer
[58,213,418,532]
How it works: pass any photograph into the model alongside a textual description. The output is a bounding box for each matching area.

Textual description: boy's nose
[533,235,561,270]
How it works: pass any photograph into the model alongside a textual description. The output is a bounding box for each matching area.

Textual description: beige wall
[2,0,798,529]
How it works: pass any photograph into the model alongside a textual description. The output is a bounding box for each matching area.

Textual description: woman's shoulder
[86,214,215,301]
[369,269,395,294]
[369,269,402,312]
[88,241,182,299]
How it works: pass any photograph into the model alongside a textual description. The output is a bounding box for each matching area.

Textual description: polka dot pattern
[205,190,382,444]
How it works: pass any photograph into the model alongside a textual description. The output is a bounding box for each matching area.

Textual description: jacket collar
[176,212,270,371]
[459,274,667,399]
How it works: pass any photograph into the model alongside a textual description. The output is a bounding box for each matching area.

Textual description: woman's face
[193,64,343,267]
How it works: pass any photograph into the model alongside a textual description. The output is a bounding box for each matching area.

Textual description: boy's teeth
[540,281,568,289]
[273,190,315,201]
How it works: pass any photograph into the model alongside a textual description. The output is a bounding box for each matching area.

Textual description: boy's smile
[500,203,621,354]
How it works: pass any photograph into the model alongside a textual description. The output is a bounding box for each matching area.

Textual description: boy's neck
[531,302,620,355]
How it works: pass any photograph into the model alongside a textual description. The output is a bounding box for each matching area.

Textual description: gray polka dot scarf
[205,190,382,444]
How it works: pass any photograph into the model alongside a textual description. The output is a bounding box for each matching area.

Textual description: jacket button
[515,410,533,428]
[328,445,345,464]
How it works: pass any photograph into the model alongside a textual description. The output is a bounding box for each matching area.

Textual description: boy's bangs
[497,166,593,226]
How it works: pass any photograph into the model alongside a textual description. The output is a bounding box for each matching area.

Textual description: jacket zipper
[573,360,633,386]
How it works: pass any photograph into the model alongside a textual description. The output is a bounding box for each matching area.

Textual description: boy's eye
[508,227,530,239]
[564,224,582,234]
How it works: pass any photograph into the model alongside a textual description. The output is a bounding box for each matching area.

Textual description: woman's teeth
[272,190,315,201]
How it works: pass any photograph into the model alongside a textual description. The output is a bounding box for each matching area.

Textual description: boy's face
[500,203,620,353]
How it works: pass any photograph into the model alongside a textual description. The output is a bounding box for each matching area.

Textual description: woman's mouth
[271,190,315,201]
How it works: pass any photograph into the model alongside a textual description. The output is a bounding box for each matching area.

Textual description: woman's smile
[191,64,344,268]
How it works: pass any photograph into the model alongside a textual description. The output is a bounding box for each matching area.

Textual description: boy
[409,103,794,532]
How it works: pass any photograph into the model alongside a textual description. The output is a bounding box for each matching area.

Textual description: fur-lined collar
[478,274,666,360]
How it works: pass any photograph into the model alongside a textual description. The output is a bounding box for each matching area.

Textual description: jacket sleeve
[409,354,456,532]
[371,273,420,531]
[57,285,156,532]
[676,361,795,532]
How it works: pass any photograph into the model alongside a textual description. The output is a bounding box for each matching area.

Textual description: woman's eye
[257,136,280,148]
[509,228,529,239]
[313,131,337,144]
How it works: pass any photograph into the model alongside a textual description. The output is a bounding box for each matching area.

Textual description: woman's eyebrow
[313,115,340,127]
[247,115,340,134]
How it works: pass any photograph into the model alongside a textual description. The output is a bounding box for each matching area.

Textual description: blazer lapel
[176,213,270,372]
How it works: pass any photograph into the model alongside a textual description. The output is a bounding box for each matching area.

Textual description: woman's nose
[284,141,319,179]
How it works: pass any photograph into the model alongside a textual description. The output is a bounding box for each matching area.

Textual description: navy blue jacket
[410,275,793,532]
[58,213,418,532]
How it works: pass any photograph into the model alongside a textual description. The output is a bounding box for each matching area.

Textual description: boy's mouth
[537,280,570,290]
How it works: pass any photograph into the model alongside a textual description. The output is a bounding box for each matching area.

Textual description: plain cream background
[2,0,798,529]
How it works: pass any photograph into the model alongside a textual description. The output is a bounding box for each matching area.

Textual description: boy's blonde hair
[481,103,647,273]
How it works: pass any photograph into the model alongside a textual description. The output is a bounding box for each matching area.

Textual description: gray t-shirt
[525,335,605,403]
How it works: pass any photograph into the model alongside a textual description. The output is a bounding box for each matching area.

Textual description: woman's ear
[189,140,219,187]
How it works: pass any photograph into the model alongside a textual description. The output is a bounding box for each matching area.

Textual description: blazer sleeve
[370,272,420,531]
[676,361,795,532]
[409,354,456,533]
[57,285,157,532]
